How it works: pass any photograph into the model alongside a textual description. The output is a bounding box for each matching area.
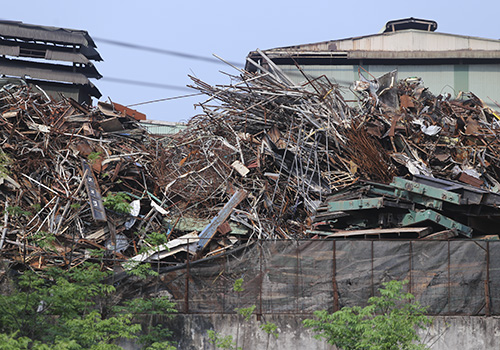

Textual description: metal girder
[413,174,500,207]
[368,181,443,210]
[327,197,385,212]
[391,177,461,205]
[81,160,106,222]
[197,189,247,251]
[402,209,472,238]
[393,189,443,210]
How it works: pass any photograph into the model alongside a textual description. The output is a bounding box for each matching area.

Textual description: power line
[102,76,193,91]
[94,37,243,67]
[126,93,203,107]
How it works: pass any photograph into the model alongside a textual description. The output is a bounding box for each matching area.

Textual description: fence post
[371,241,374,297]
[185,238,190,314]
[409,241,413,295]
[333,240,339,312]
[296,239,300,313]
[448,240,451,314]
[486,241,491,316]
[259,239,263,317]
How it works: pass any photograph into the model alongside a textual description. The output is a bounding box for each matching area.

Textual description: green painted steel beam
[328,197,385,212]
[402,209,472,238]
[368,183,443,210]
[393,189,443,210]
[391,177,461,205]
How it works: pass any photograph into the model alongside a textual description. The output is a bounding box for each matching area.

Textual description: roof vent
[383,17,437,33]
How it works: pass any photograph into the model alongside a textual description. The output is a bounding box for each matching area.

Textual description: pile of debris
[2,51,500,270]
[0,79,180,268]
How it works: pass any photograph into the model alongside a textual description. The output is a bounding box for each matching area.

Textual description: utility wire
[126,93,203,107]
[102,77,193,91]
[94,37,243,67]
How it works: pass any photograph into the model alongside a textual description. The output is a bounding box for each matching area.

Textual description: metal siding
[277,62,500,111]
[454,65,469,95]
[279,64,359,102]
[468,65,500,109]
[369,64,455,96]
[140,123,187,135]
[279,64,357,86]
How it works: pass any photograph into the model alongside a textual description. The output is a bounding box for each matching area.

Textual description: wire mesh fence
[161,239,499,316]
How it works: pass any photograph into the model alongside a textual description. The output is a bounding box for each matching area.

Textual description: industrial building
[0,20,102,105]
[247,18,500,109]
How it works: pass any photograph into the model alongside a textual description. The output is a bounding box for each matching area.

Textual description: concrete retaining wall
[120,314,500,349]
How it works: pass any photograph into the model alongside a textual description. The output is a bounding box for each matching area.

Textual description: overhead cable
[94,37,243,67]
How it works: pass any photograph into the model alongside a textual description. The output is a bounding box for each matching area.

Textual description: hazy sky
[2,1,499,122]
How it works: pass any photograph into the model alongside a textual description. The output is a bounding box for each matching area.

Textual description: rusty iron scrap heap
[1,53,500,270]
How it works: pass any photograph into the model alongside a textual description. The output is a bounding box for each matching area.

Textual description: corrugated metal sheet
[44,50,89,64]
[0,45,19,56]
[0,56,101,78]
[0,20,94,47]
[140,120,187,135]
[0,63,89,84]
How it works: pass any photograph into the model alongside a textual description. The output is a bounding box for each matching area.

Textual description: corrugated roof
[0,20,96,47]
[0,56,103,84]
[0,57,101,79]
[0,20,102,101]
[252,30,500,61]
[0,37,102,62]
[0,63,89,84]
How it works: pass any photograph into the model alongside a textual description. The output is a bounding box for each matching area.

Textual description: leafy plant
[31,203,42,212]
[233,278,244,293]
[303,280,432,350]
[87,151,103,164]
[103,192,132,214]
[114,296,177,349]
[235,305,256,322]
[207,330,241,350]
[0,263,178,349]
[5,205,31,217]
[29,231,56,251]
[144,232,168,247]
[125,262,159,279]
[260,322,278,339]
[70,203,81,210]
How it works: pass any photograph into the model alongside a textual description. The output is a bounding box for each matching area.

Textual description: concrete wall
[119,315,500,350]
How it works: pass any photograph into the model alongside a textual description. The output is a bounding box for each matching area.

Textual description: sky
[1,1,499,122]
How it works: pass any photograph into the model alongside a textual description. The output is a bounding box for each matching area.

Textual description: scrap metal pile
[2,52,500,270]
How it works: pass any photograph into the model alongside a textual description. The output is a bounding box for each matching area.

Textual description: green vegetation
[103,192,132,214]
[0,263,177,349]
[260,321,278,339]
[207,330,241,350]
[232,278,244,292]
[87,151,102,164]
[70,203,81,210]
[207,278,279,350]
[4,205,31,217]
[31,203,42,213]
[235,305,256,322]
[29,231,56,251]
[303,280,432,350]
